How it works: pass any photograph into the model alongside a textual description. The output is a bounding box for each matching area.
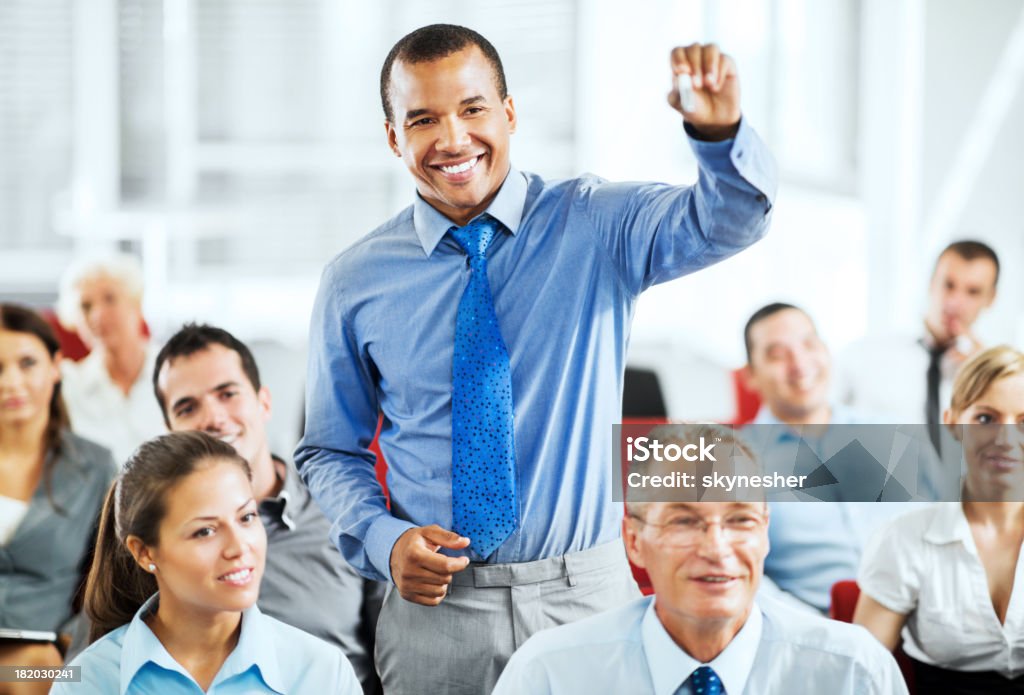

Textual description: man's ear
[739,364,757,394]
[258,385,273,423]
[385,120,401,158]
[622,516,646,570]
[504,95,517,134]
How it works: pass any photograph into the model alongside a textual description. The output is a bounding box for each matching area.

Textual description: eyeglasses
[629,510,766,547]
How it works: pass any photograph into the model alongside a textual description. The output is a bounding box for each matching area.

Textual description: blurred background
[1,0,1022,449]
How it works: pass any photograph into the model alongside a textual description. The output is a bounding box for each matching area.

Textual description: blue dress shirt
[297,120,776,581]
[51,594,360,694]
[492,594,908,694]
[745,405,934,611]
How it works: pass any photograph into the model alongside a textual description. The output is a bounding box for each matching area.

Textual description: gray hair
[625,422,762,520]
[57,253,145,330]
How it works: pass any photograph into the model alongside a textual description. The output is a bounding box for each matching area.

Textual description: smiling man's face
[157,344,272,485]
[624,501,768,635]
[385,45,517,226]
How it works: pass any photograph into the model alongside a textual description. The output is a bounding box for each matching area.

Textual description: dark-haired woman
[54,431,359,694]
[0,304,116,695]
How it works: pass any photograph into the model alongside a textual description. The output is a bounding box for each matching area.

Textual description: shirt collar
[78,342,157,393]
[259,456,296,530]
[641,597,763,695]
[217,603,285,693]
[923,502,973,547]
[752,402,855,427]
[119,594,180,694]
[751,402,861,437]
[119,593,284,694]
[79,349,106,381]
[411,166,528,256]
[919,325,954,353]
[752,407,783,427]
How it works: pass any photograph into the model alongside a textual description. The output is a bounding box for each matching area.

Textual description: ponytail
[81,431,251,642]
[83,481,156,642]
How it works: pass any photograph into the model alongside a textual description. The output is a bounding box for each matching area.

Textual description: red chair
[39,308,151,363]
[829,579,862,622]
[830,580,915,693]
[39,308,91,362]
[620,417,670,595]
[729,366,761,425]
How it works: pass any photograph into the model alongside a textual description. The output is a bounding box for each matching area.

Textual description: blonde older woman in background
[57,254,164,464]
[855,345,1024,693]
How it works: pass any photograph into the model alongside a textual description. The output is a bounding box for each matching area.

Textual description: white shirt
[839,332,955,424]
[859,503,1024,678]
[746,405,935,612]
[61,344,165,465]
[493,595,907,694]
[0,495,29,546]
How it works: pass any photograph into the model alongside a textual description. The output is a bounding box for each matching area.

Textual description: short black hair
[380,24,508,123]
[743,302,808,364]
[153,323,261,425]
[936,239,1000,287]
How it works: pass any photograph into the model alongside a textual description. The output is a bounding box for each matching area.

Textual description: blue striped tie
[449,215,518,559]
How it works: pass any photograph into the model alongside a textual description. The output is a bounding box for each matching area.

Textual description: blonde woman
[58,254,164,463]
[855,345,1024,692]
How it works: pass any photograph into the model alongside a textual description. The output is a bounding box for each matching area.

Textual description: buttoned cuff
[365,513,419,584]
[686,117,777,212]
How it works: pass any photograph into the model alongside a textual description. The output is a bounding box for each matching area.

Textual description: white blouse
[60,345,165,466]
[0,495,29,546]
[859,503,1024,678]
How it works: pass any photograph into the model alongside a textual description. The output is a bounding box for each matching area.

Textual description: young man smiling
[298,23,777,693]
[154,324,383,694]
[740,303,936,614]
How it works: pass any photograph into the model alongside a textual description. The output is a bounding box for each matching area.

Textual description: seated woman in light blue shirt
[53,431,360,694]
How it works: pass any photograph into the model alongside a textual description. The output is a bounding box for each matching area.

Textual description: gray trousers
[375,540,640,695]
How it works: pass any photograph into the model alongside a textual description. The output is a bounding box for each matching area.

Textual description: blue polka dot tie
[449,215,518,559]
[686,666,723,695]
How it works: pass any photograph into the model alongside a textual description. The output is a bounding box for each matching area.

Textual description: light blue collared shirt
[52,594,360,694]
[297,120,777,581]
[746,405,934,611]
[643,598,761,695]
[493,594,908,694]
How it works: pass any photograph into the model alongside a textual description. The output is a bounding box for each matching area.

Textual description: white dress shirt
[493,594,907,694]
[61,344,165,465]
[839,332,960,425]
[745,405,934,612]
[859,503,1024,678]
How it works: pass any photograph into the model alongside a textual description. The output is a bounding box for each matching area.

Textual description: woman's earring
[148,563,156,572]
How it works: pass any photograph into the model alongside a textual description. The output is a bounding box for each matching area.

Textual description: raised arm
[580,43,776,297]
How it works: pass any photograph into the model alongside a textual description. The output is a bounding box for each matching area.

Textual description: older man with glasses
[494,424,908,694]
